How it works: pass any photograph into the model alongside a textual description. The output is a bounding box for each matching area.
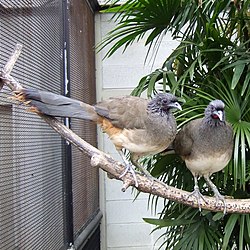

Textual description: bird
[16,89,182,187]
[173,100,234,213]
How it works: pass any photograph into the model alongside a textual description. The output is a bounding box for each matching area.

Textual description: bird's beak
[212,110,223,121]
[168,102,182,111]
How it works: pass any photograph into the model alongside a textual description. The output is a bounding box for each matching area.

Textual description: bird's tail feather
[20,88,98,121]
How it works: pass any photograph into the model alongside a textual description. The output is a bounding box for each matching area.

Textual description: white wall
[95,13,179,250]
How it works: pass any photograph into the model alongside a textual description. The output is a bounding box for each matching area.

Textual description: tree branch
[0,43,23,91]
[1,44,250,214]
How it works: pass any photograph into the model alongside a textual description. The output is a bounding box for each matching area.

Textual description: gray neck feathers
[203,115,226,127]
[147,99,170,117]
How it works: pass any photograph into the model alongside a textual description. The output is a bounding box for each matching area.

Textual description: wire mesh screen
[68,0,99,238]
[0,1,65,249]
[0,0,99,249]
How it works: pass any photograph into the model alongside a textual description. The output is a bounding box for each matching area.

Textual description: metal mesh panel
[68,0,99,238]
[82,226,100,250]
[0,1,65,249]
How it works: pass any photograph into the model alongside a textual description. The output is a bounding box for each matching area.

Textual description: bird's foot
[119,164,139,187]
[203,176,227,214]
[214,192,227,215]
[187,188,207,212]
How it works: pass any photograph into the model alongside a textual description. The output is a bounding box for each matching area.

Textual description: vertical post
[62,0,74,248]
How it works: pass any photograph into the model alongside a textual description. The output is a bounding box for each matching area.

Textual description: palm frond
[99,0,250,249]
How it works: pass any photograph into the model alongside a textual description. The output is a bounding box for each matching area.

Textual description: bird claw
[119,163,167,188]
[187,188,207,212]
[119,164,139,187]
[214,193,227,215]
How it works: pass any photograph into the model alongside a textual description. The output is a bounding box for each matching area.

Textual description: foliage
[99,0,250,249]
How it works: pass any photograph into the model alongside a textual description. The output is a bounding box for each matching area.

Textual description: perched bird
[173,100,233,212]
[17,89,182,187]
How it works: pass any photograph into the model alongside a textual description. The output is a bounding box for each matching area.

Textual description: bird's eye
[162,99,168,104]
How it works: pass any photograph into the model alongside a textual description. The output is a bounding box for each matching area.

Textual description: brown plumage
[174,100,234,212]
[19,89,182,187]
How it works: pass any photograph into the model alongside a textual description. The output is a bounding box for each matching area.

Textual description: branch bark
[1,44,250,214]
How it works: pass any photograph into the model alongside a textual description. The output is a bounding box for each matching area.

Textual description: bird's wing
[94,96,148,129]
[173,119,202,157]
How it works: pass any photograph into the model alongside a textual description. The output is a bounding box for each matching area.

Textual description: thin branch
[0,43,23,91]
[1,44,250,214]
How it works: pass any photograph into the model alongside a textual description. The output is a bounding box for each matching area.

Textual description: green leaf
[240,129,246,186]
[167,71,178,87]
[233,126,240,185]
[212,212,224,221]
[222,214,239,250]
[231,64,245,89]
[147,70,162,97]
[241,70,250,96]
[222,59,249,71]
[143,217,195,227]
[239,215,245,250]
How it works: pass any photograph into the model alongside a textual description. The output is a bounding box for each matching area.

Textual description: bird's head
[148,93,182,115]
[205,100,225,125]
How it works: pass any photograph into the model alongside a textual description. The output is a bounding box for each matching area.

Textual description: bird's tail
[17,88,99,121]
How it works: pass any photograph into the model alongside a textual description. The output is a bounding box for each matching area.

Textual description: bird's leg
[187,175,207,211]
[118,150,139,187]
[204,175,226,214]
[131,158,152,178]
[131,156,168,187]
